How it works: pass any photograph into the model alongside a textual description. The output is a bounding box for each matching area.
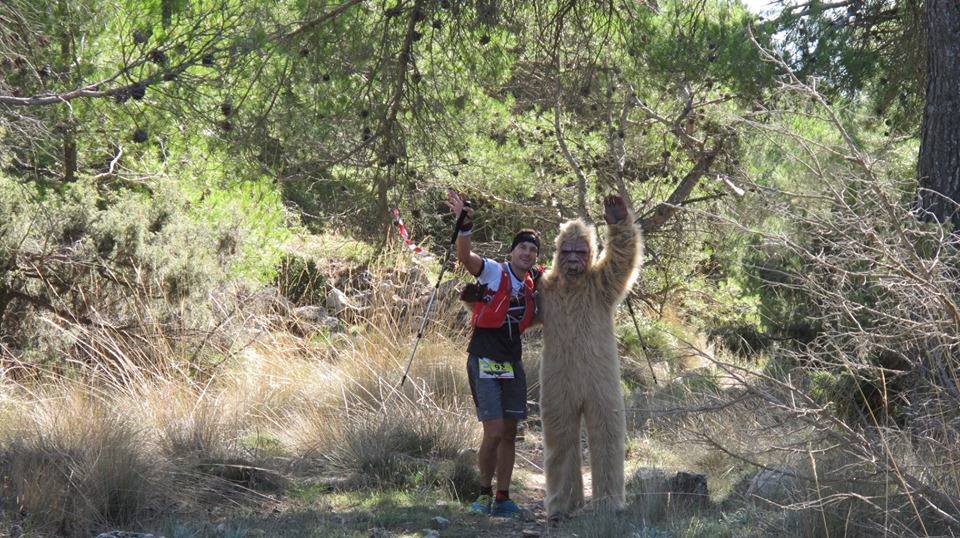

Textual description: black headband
[510,232,540,252]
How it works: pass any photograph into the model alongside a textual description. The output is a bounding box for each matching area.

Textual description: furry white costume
[539,205,642,518]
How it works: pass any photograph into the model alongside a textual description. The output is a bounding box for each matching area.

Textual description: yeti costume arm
[593,218,642,307]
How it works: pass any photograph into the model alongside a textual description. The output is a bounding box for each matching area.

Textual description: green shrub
[0,174,288,371]
[276,253,326,305]
[706,322,770,357]
[807,368,906,427]
[743,238,825,345]
[618,317,680,364]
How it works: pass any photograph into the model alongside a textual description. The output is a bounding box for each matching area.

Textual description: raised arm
[446,189,483,276]
[594,195,643,305]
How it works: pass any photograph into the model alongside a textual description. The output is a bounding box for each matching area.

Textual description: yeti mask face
[551,219,597,281]
[559,238,590,276]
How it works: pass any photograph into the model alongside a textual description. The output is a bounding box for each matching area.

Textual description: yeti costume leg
[540,214,641,518]
[541,394,584,515]
[584,382,626,510]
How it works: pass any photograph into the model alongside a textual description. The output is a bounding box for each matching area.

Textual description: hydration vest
[471,263,536,335]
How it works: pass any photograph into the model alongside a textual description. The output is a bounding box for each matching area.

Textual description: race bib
[478,357,515,379]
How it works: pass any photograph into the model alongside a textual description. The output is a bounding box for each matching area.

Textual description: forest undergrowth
[1,1,959,535]
[0,245,773,537]
[2,203,958,537]
[3,105,960,535]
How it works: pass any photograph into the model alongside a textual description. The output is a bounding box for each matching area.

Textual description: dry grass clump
[133,378,247,466]
[334,334,472,410]
[274,324,478,489]
[221,342,341,429]
[0,328,478,534]
[292,396,477,489]
[0,384,169,536]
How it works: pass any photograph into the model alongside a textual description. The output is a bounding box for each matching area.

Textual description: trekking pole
[399,201,471,388]
[625,292,658,386]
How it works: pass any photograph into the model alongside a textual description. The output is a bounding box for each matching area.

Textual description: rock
[747,467,801,505]
[407,265,427,285]
[320,316,339,331]
[326,287,356,313]
[294,305,328,322]
[522,529,540,537]
[667,471,708,506]
[420,530,440,538]
[352,269,376,290]
[650,361,671,386]
[353,290,373,306]
[368,528,390,538]
[242,285,293,317]
[630,466,670,487]
[288,305,339,336]
[518,507,536,522]
[429,516,450,530]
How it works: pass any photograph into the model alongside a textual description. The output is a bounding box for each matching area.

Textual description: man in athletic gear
[446,189,539,518]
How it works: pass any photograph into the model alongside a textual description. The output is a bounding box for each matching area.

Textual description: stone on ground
[429,516,450,530]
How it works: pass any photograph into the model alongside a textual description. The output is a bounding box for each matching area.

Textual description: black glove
[459,211,473,232]
[459,282,487,303]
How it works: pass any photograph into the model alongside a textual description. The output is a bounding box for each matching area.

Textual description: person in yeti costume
[538,194,642,520]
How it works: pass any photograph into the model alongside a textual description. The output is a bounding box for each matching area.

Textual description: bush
[0,173,289,372]
[618,317,681,364]
[743,240,825,346]
[0,389,167,536]
[680,77,960,535]
[706,321,770,358]
[276,253,326,305]
[141,381,243,464]
[295,384,477,491]
[436,449,481,502]
[309,399,478,489]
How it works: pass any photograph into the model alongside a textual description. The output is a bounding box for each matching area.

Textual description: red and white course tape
[391,208,435,260]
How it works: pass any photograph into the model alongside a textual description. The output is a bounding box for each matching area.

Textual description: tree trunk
[63,136,76,182]
[0,289,9,332]
[917,0,960,226]
[60,2,77,183]
[0,253,13,334]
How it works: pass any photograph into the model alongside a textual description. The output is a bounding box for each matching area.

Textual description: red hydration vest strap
[471,263,536,334]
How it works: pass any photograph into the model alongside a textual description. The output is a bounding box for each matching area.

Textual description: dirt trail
[475,441,594,537]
